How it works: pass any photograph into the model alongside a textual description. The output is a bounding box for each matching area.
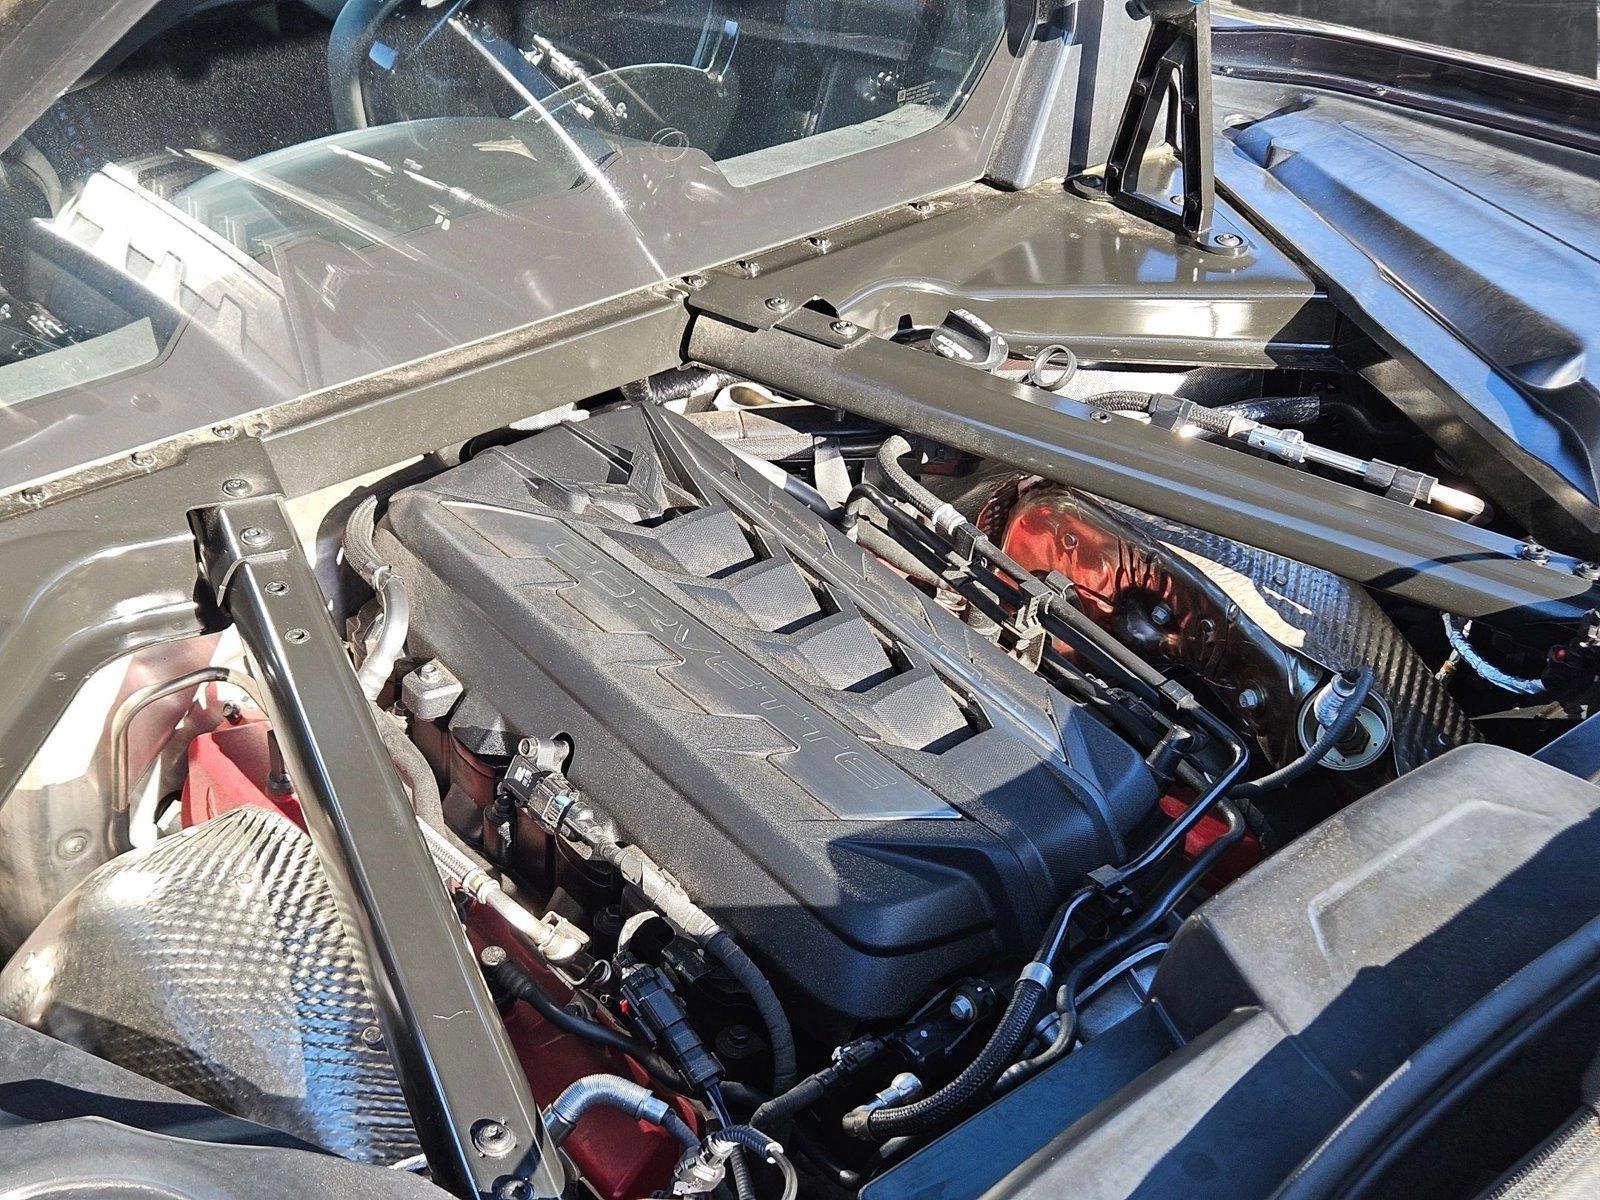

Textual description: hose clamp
[1019,960,1053,990]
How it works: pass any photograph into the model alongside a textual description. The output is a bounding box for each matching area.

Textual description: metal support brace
[1089,0,1238,254]
[193,497,563,1200]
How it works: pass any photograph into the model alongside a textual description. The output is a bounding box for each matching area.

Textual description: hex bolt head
[949,994,977,1022]
[830,319,859,337]
[359,1024,384,1048]
[240,526,271,547]
[472,1119,517,1158]
[1238,687,1264,711]
[285,628,310,644]
[1150,603,1174,627]
[764,296,790,313]
[1519,539,1551,564]
[222,478,253,497]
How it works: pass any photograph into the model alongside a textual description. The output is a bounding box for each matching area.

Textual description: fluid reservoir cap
[927,308,1009,372]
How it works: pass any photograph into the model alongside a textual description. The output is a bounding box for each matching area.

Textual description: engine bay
[5,3,1600,1200]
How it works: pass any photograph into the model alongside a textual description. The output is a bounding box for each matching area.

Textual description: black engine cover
[382,407,1157,1028]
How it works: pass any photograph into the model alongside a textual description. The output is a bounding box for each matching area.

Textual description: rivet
[240,527,271,547]
[285,628,310,644]
[764,296,790,313]
[266,581,288,595]
[830,319,859,337]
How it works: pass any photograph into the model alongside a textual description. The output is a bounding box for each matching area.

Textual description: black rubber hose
[705,931,798,1094]
[1215,394,1322,427]
[857,978,1048,1140]
[999,800,1246,1093]
[1232,666,1376,800]
[622,367,738,409]
[343,494,384,588]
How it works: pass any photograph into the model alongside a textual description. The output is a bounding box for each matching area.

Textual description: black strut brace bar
[194,498,564,1200]
[686,307,1597,626]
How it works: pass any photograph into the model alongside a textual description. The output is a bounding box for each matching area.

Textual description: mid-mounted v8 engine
[378,408,1159,1029]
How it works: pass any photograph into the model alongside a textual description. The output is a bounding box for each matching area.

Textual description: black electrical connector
[617,953,725,1098]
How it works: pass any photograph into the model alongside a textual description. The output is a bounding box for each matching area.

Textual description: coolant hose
[344,495,409,700]
[851,977,1048,1140]
[705,931,798,1094]
[546,1074,698,1150]
[1232,666,1376,799]
[998,801,1246,1092]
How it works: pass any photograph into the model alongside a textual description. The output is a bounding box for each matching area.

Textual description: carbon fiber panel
[0,806,419,1164]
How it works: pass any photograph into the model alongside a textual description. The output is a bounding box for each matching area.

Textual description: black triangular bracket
[1072,0,1245,257]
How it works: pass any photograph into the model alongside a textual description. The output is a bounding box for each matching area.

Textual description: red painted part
[181,719,305,830]
[1157,791,1261,890]
[466,906,696,1200]
[180,726,690,1200]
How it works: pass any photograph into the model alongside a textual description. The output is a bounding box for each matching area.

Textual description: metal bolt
[222,478,253,497]
[480,944,509,968]
[949,994,977,1022]
[1214,232,1244,248]
[57,831,91,859]
[285,628,310,644]
[419,661,441,680]
[1519,539,1551,564]
[909,200,933,214]
[212,423,237,439]
[359,1025,384,1047]
[1150,603,1174,627]
[131,450,156,468]
[240,527,271,547]
[265,581,288,595]
[1091,410,1113,423]
[683,273,707,290]
[20,487,44,503]
[830,319,859,337]
[1238,687,1264,711]
[806,235,832,252]
[1080,175,1105,191]
[495,1180,532,1200]
[764,296,790,313]
[1577,562,1600,581]
[735,259,761,278]
[472,1120,517,1158]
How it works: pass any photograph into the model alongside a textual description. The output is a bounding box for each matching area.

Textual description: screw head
[764,296,790,313]
[1091,410,1113,423]
[1577,562,1600,581]
[494,1180,532,1200]
[1519,539,1551,564]
[57,831,91,858]
[20,487,44,503]
[240,526,270,547]
[1214,232,1244,248]
[472,1119,517,1158]
[735,259,761,278]
[909,200,933,214]
[222,478,253,497]
[683,273,707,290]
[949,994,977,1022]
[830,319,859,337]
[265,580,288,595]
[211,423,237,439]
[419,661,441,680]
[806,235,832,252]
[359,1024,384,1047]
[285,628,310,644]
[131,450,156,468]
